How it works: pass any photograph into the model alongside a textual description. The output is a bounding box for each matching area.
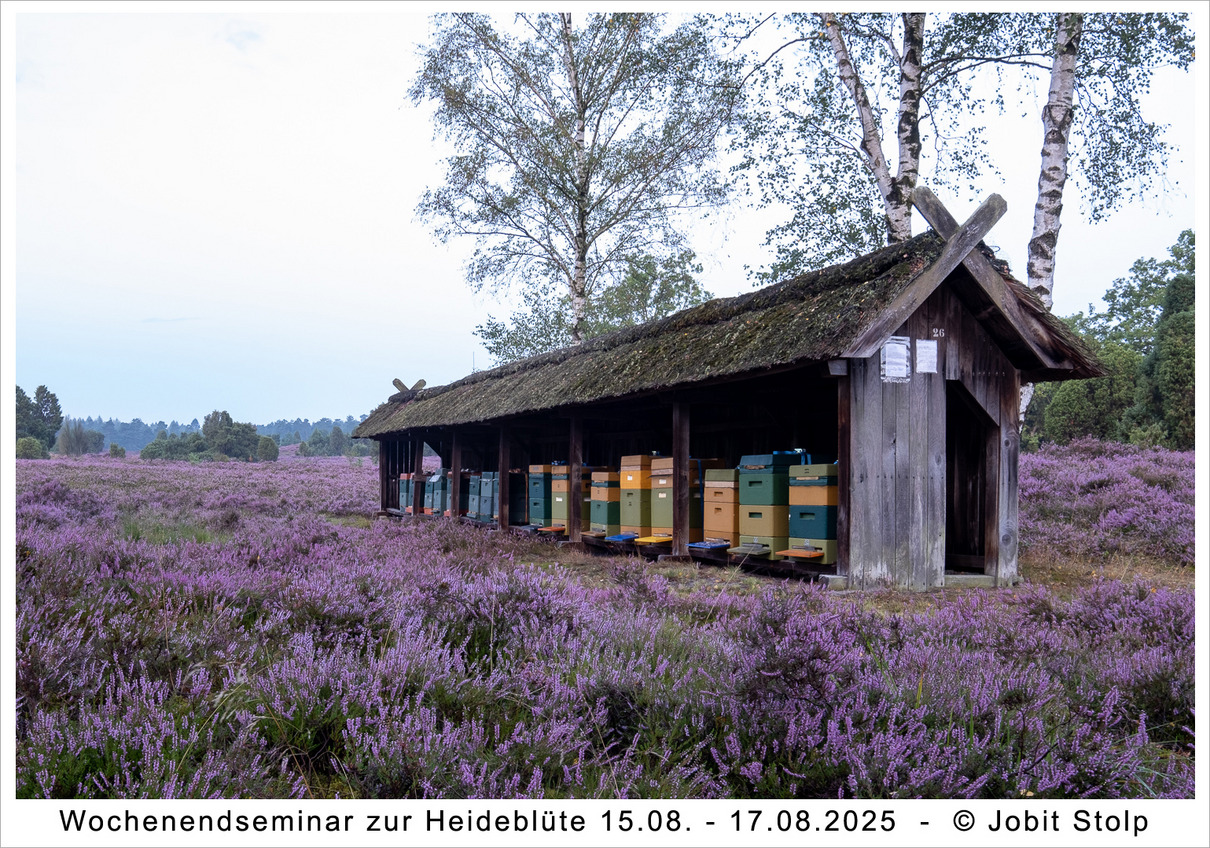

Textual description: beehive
[787,537,837,565]
[620,488,652,527]
[739,505,789,538]
[789,463,840,506]
[788,505,837,540]
[739,534,788,561]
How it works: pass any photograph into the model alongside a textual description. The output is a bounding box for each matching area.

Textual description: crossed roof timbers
[842,187,1066,373]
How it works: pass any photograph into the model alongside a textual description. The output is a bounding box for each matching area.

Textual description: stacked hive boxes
[590,471,621,535]
[788,463,839,564]
[649,458,724,541]
[424,469,450,515]
[442,470,471,518]
[528,464,555,526]
[551,466,598,527]
[703,469,740,546]
[466,473,482,519]
[399,472,413,514]
[619,454,654,536]
[737,452,807,560]
[474,471,500,521]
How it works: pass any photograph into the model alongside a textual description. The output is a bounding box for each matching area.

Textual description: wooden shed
[354,190,1101,589]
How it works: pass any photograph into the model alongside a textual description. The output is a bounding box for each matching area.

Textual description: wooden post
[449,430,462,520]
[378,439,389,512]
[672,401,690,556]
[498,427,511,530]
[836,375,851,581]
[411,434,426,518]
[568,414,583,542]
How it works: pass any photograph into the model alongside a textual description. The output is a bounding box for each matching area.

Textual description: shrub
[109,443,126,459]
[257,436,280,462]
[16,437,46,459]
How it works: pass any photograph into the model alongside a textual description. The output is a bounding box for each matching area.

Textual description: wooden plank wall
[847,286,1019,588]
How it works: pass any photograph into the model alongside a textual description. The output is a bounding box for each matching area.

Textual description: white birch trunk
[1027,12,1082,311]
[888,13,925,239]
[1022,13,1081,426]
[822,14,907,243]
[561,13,590,343]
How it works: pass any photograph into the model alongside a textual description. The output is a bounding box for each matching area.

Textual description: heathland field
[14,441,1194,799]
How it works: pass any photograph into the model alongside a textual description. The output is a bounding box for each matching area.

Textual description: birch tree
[735,12,1193,291]
[412,13,739,349]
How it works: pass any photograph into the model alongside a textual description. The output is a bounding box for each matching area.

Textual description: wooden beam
[912,186,1061,369]
[568,414,583,542]
[411,435,425,518]
[843,194,1008,360]
[449,430,462,520]
[498,427,511,530]
[835,377,851,581]
[672,401,690,557]
[378,439,388,511]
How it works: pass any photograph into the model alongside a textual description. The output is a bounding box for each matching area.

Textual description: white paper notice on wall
[916,339,938,373]
[881,336,911,383]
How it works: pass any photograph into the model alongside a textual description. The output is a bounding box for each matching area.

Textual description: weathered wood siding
[846,286,1018,588]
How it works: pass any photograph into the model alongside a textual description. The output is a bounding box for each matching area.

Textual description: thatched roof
[355,232,1099,439]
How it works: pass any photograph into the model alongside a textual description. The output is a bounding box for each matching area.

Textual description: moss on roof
[356,234,943,438]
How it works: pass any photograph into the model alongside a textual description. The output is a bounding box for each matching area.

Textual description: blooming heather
[1020,438,1194,564]
[15,451,1193,799]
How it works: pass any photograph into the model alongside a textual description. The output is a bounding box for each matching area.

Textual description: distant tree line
[16,388,374,460]
[56,413,370,453]
[1024,230,1195,451]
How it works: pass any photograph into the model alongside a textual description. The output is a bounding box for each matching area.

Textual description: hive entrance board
[775,548,825,559]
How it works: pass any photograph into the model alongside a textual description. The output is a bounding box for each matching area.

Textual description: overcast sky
[3,6,1203,424]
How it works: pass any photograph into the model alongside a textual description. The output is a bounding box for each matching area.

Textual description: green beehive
[788,505,837,539]
[528,473,552,500]
[738,451,809,470]
[738,472,789,506]
[552,492,569,522]
[788,463,839,485]
[620,488,652,526]
[787,537,837,565]
[591,499,621,526]
[650,488,703,528]
[529,497,552,524]
[740,534,789,561]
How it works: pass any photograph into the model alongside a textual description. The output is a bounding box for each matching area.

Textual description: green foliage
[1024,231,1194,450]
[109,443,127,459]
[307,427,329,455]
[733,12,1193,280]
[139,432,209,461]
[1041,340,1141,444]
[15,385,63,451]
[16,436,47,459]
[328,426,349,457]
[294,426,369,458]
[413,13,739,342]
[477,251,713,363]
[257,436,280,462]
[202,410,235,456]
[1071,230,1194,355]
[200,410,259,460]
[54,419,105,456]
